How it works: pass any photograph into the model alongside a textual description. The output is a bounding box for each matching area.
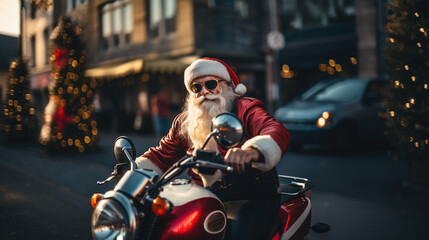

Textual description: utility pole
[266,0,284,114]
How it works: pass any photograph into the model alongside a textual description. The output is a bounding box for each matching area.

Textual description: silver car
[274,77,387,151]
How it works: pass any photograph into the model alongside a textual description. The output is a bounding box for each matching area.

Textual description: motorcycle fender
[279,197,311,240]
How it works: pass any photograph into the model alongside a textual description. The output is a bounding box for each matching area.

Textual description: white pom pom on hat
[184,57,247,96]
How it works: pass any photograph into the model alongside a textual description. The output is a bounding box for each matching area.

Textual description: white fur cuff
[136,156,164,175]
[241,135,282,171]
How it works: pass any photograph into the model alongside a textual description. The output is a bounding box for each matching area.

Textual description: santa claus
[136,57,291,239]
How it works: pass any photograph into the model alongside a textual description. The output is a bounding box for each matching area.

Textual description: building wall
[25,2,53,75]
[194,0,265,57]
[276,0,358,103]
[85,0,195,67]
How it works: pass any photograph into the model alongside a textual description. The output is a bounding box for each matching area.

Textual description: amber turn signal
[152,197,171,216]
[91,193,102,208]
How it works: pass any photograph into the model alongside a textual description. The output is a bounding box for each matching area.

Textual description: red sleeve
[140,114,188,172]
[238,98,291,155]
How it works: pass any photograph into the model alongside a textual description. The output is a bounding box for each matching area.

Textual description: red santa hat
[184,57,247,96]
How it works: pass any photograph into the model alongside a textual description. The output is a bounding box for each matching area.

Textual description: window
[235,0,249,18]
[67,0,88,11]
[279,0,355,33]
[208,0,249,18]
[44,28,50,65]
[148,0,177,38]
[31,35,36,67]
[31,2,36,19]
[101,0,133,49]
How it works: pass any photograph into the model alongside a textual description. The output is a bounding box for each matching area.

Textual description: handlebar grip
[214,155,225,165]
[214,155,252,171]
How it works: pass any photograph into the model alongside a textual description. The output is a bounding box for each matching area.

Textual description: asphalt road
[0,133,428,240]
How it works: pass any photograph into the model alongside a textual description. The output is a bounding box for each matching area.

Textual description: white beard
[180,85,236,154]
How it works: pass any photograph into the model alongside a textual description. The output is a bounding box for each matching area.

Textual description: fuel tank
[158,179,226,240]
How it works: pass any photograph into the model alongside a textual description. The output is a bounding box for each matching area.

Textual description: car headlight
[92,192,138,240]
[316,111,332,128]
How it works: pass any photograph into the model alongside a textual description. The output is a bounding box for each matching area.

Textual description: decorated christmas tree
[40,17,98,152]
[384,0,429,186]
[1,57,37,140]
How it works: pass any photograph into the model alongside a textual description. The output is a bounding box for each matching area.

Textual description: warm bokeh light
[322,111,330,119]
[335,64,342,72]
[282,64,290,72]
[316,117,326,128]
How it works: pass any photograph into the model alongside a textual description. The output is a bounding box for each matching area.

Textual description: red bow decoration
[54,48,68,70]
[52,105,72,133]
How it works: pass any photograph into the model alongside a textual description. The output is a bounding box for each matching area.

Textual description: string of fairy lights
[385,7,429,152]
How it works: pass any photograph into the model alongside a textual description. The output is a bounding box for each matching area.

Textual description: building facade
[274,0,387,103]
[23,0,54,127]
[49,0,268,133]
[24,0,387,133]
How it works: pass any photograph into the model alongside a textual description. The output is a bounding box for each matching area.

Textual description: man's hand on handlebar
[224,148,260,174]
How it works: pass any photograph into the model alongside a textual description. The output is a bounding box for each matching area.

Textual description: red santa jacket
[138,97,291,179]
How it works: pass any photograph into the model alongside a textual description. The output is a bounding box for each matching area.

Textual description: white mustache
[195,92,222,104]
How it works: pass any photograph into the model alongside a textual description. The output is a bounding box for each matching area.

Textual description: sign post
[266,0,285,113]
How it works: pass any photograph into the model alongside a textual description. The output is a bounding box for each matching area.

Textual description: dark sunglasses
[190,79,224,94]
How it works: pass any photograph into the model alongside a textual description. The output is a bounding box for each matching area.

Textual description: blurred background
[1,0,429,239]
[0,0,382,134]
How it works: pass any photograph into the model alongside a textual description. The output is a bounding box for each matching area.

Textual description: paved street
[0,132,428,240]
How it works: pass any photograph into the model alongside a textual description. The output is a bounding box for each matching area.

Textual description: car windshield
[302,79,366,103]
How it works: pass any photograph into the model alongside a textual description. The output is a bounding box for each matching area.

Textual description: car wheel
[331,123,358,153]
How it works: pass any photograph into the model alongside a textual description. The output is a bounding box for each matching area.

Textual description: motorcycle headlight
[92,192,138,240]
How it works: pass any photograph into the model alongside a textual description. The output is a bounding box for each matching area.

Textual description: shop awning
[142,56,198,72]
[85,56,199,78]
[85,59,144,78]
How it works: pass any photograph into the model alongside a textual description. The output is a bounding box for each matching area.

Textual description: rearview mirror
[113,136,136,164]
[211,113,244,149]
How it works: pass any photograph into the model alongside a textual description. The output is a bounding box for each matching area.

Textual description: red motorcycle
[90,113,329,240]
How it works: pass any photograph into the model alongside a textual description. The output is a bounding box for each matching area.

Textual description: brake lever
[96,162,130,185]
[97,174,117,185]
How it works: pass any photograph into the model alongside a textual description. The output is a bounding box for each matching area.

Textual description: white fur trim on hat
[184,59,231,93]
[241,135,282,172]
[234,83,247,96]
